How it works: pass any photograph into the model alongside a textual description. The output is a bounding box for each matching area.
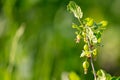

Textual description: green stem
[78,18,83,25]
[90,54,97,80]
[86,28,97,80]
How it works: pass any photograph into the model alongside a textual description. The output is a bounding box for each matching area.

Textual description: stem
[86,30,97,80]
[78,18,83,25]
[90,54,97,80]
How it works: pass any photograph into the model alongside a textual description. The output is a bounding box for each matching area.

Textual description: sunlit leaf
[100,21,108,27]
[85,18,94,27]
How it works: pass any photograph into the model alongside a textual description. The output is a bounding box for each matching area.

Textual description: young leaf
[72,23,79,28]
[72,23,81,30]
[100,21,108,27]
[97,69,112,80]
[67,1,83,20]
[85,18,94,27]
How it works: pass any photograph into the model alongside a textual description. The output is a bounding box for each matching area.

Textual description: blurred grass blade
[8,24,25,73]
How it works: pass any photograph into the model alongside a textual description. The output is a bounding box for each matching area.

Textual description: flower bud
[76,35,81,43]
[84,38,88,43]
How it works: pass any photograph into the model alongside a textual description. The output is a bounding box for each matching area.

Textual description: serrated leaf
[67,1,83,19]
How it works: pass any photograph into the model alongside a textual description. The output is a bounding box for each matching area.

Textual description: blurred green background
[0,0,120,80]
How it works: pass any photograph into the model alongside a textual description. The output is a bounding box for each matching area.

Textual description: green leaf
[94,31,101,43]
[69,72,80,80]
[100,21,108,27]
[93,23,99,30]
[94,32,101,39]
[72,23,78,28]
[67,1,83,19]
[84,18,94,27]
[72,23,80,30]
[111,76,120,80]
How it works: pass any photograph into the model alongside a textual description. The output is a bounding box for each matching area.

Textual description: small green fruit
[83,61,89,69]
[82,61,89,74]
